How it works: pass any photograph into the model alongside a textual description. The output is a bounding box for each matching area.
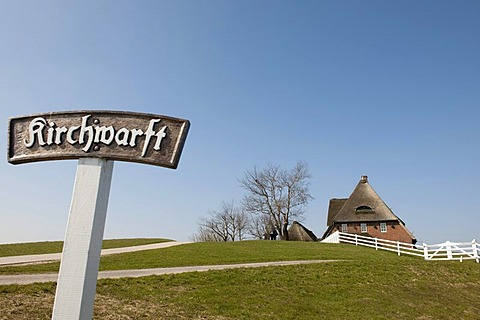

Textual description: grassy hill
[0,241,479,319]
[0,238,171,258]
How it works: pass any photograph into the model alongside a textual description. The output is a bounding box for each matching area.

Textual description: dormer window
[355,205,374,213]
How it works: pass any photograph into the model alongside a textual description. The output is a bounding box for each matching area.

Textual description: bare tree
[248,213,273,240]
[191,225,223,242]
[192,201,249,242]
[239,162,313,240]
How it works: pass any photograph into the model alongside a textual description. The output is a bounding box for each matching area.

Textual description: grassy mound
[0,241,479,319]
[0,238,171,258]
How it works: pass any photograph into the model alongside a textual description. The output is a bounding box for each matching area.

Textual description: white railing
[322,231,480,263]
[423,240,480,262]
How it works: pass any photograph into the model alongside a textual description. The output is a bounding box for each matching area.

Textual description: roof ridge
[331,176,400,223]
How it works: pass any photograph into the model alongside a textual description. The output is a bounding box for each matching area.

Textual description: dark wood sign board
[8,110,190,319]
[8,110,190,169]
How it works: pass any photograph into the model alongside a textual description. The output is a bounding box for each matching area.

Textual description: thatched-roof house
[322,176,416,244]
[288,221,317,241]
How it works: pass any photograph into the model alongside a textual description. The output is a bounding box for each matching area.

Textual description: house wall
[332,221,416,244]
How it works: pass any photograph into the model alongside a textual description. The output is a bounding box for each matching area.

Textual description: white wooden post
[423,243,429,260]
[446,241,452,260]
[375,238,378,250]
[355,234,358,246]
[52,158,114,320]
[8,111,190,320]
[397,241,401,256]
[472,239,479,263]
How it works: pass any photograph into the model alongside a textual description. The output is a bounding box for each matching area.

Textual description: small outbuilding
[322,175,417,244]
[288,221,318,241]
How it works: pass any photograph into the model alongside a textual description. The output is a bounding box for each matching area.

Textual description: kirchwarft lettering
[24,115,167,157]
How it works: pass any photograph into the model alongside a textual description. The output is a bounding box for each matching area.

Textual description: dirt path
[0,260,338,285]
[0,241,190,266]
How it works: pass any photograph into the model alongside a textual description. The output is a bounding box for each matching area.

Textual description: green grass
[99,241,355,270]
[0,238,171,258]
[0,242,479,319]
[3,241,364,274]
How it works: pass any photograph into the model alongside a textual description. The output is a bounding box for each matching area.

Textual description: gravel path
[0,260,338,285]
[0,241,190,266]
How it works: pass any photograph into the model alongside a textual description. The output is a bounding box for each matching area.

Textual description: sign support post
[8,110,189,320]
[52,158,114,320]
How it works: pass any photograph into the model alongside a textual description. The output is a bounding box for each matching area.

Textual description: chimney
[360,175,368,183]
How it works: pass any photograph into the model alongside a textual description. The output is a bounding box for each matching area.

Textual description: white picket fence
[423,240,480,262]
[322,231,480,263]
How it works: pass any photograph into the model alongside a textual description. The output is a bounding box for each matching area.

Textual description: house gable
[332,176,399,223]
[323,175,417,244]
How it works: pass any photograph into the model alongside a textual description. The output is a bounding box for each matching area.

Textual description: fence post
[472,239,479,263]
[397,242,401,256]
[375,238,378,250]
[355,234,358,246]
[446,241,452,259]
[423,243,429,260]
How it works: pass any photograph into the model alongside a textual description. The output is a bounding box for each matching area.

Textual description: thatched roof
[288,221,318,241]
[329,176,401,223]
[322,176,416,243]
[327,198,348,226]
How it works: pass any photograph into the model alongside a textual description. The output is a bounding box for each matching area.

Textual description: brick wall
[333,221,415,244]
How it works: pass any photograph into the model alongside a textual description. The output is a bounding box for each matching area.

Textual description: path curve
[0,241,190,266]
[0,260,339,285]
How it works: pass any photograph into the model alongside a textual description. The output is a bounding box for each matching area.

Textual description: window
[380,223,387,233]
[341,223,348,232]
[360,223,367,233]
[356,205,374,213]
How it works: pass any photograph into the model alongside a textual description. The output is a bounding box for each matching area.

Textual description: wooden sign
[8,110,190,169]
[8,110,190,320]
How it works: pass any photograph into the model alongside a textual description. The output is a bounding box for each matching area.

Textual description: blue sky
[1,1,479,244]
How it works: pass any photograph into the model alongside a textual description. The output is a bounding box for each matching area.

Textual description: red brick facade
[331,221,416,244]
